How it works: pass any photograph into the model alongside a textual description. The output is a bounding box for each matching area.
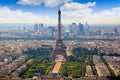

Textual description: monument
[51,9,67,61]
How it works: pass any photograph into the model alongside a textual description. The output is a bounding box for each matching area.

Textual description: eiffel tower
[51,9,67,61]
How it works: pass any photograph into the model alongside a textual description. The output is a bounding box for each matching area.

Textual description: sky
[0,0,120,24]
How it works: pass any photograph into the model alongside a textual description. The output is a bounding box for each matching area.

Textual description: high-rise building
[114,28,119,35]
[78,23,85,35]
[23,27,26,32]
[34,24,38,32]
[48,26,55,36]
[34,23,43,32]
[38,24,43,32]
[97,30,101,35]
[85,22,90,35]
[69,23,77,36]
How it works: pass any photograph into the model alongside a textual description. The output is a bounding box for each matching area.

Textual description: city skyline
[0,0,120,24]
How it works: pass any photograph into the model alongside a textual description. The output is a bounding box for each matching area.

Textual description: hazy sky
[0,0,120,24]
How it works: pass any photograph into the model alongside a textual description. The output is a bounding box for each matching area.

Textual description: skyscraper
[69,23,77,36]
[85,22,90,35]
[34,24,38,32]
[38,24,43,32]
[48,26,55,36]
[23,27,26,32]
[114,28,119,35]
[34,23,43,32]
[78,23,85,35]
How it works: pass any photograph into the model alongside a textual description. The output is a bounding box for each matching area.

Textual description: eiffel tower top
[58,8,61,40]
[58,9,61,15]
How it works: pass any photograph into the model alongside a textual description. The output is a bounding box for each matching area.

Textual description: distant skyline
[0,0,120,24]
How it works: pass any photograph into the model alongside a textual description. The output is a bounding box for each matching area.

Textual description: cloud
[0,4,120,24]
[0,6,57,23]
[61,2,96,19]
[60,2,120,24]
[89,7,120,24]
[17,0,72,7]
[101,7,120,16]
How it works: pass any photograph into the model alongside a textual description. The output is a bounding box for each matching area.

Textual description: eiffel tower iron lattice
[51,9,67,61]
